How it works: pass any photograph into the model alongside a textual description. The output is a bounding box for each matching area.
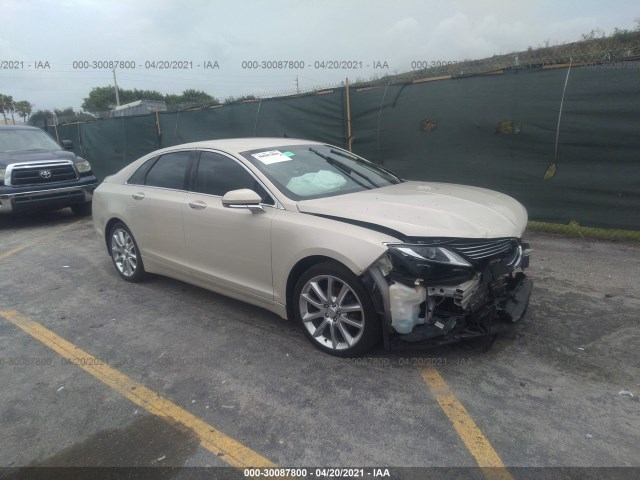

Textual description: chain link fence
[353,33,640,86]
[46,32,640,123]
[46,33,640,240]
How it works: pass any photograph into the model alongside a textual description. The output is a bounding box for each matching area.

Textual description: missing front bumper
[367,264,533,349]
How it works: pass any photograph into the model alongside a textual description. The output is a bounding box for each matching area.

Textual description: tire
[71,202,92,217]
[108,221,146,282]
[293,261,379,357]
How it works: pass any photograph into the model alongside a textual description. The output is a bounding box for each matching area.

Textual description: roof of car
[158,137,323,156]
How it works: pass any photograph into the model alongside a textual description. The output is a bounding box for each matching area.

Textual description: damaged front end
[366,237,533,349]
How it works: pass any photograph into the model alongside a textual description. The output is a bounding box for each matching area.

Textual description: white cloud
[384,17,421,43]
[426,12,529,60]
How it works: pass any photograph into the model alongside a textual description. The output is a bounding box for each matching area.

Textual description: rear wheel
[293,261,379,356]
[109,222,146,282]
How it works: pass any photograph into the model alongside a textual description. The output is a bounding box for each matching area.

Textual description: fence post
[155,110,162,148]
[345,77,353,151]
[52,117,60,143]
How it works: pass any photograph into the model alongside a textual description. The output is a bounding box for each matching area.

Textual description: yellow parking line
[0,220,83,261]
[0,309,275,468]
[420,366,513,480]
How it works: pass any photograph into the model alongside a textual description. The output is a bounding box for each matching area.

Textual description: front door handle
[131,192,145,200]
[188,200,207,210]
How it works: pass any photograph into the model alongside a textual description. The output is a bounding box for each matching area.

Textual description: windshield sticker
[251,150,293,165]
[282,151,295,157]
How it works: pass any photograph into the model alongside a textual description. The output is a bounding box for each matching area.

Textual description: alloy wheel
[111,228,138,278]
[299,275,365,351]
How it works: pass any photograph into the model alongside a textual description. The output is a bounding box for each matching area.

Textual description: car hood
[0,149,77,167]
[296,181,528,239]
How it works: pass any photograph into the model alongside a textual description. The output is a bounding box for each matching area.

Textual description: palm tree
[0,94,8,124]
[4,95,16,124]
[16,101,33,124]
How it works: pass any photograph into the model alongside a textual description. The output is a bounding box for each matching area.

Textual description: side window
[194,152,274,205]
[127,156,157,185]
[144,151,191,190]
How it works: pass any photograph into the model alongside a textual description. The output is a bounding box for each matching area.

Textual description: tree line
[0,95,33,124]
[0,88,222,126]
[0,86,257,127]
[80,86,220,114]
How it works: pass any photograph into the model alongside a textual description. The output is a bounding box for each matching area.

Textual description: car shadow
[141,271,504,363]
[0,208,82,231]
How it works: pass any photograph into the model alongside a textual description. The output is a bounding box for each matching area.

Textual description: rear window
[144,151,191,190]
[127,157,157,185]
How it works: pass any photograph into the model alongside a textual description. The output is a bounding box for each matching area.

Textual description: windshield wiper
[329,148,402,184]
[308,147,379,188]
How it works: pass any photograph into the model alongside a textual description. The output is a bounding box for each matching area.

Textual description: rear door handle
[188,200,207,210]
[131,192,145,200]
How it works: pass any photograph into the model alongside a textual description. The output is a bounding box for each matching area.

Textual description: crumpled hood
[0,149,78,167]
[297,181,528,239]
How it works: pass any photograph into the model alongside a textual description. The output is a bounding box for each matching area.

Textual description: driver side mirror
[61,140,74,151]
[222,189,265,214]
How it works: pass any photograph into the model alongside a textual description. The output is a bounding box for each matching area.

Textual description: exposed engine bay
[366,237,533,348]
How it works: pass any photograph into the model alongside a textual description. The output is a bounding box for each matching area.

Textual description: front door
[182,151,275,300]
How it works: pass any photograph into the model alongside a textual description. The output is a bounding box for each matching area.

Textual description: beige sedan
[92,138,532,356]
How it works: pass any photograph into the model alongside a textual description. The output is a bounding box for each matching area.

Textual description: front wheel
[293,261,379,356]
[108,222,146,282]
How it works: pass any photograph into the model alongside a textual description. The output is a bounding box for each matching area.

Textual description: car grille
[10,162,77,186]
[446,238,518,261]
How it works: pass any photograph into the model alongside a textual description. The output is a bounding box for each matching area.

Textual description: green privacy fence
[56,64,640,231]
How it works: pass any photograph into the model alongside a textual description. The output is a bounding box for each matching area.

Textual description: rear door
[182,150,276,300]
[124,150,193,273]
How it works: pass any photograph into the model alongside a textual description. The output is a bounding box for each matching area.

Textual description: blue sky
[1,0,637,111]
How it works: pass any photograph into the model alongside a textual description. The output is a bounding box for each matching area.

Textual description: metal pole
[113,69,120,106]
[52,114,60,143]
[155,110,162,148]
[376,82,391,164]
[253,99,262,137]
[345,78,353,152]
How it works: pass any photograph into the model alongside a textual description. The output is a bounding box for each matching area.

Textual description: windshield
[241,144,402,200]
[0,129,62,153]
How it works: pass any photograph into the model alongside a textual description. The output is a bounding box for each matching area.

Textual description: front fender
[271,209,399,304]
